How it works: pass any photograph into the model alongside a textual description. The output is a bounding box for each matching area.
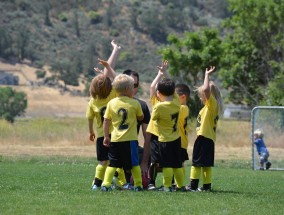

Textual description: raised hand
[111,40,121,50]
[205,66,215,75]
[156,60,168,76]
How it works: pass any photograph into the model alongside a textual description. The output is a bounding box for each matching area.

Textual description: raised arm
[94,40,121,80]
[150,60,168,98]
[98,58,116,81]
[203,66,215,100]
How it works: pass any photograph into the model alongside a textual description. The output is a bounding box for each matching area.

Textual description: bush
[35,70,46,79]
[58,12,68,22]
[88,11,102,24]
[0,87,27,123]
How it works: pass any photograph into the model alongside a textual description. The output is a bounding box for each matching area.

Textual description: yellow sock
[116,168,126,186]
[163,168,173,188]
[202,167,212,184]
[173,167,184,188]
[190,166,201,180]
[131,166,142,187]
[95,164,107,180]
[101,167,116,188]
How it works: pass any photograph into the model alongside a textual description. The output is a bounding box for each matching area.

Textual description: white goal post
[251,106,284,170]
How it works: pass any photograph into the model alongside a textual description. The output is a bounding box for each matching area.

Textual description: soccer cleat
[134,186,143,192]
[122,183,134,190]
[147,184,156,191]
[91,184,101,191]
[157,186,172,192]
[101,186,112,192]
[171,184,177,191]
[197,187,211,192]
[266,162,272,170]
[176,186,188,192]
[259,167,264,171]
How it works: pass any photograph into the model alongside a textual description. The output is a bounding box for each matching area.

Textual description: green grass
[1,156,284,215]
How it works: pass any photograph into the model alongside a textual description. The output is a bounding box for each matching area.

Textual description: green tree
[220,0,284,106]
[0,87,27,123]
[160,28,223,117]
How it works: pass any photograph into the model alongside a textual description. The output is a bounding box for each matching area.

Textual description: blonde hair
[89,74,112,99]
[254,129,264,138]
[196,81,224,115]
[112,74,134,95]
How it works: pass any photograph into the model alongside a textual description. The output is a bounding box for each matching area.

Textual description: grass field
[0,156,284,215]
[1,118,284,214]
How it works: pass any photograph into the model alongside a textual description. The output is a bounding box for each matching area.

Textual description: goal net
[251,106,284,170]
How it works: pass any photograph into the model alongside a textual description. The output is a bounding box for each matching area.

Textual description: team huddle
[86,40,223,192]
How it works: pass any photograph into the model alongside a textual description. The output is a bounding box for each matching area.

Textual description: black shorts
[181,148,189,163]
[96,137,109,161]
[108,140,139,170]
[159,137,182,168]
[192,135,214,167]
[150,135,160,164]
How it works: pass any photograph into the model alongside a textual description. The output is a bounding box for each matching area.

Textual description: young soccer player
[86,40,126,190]
[189,66,224,192]
[254,129,272,170]
[147,60,186,192]
[175,84,191,181]
[101,74,144,191]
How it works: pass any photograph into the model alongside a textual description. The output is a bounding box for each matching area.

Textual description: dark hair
[175,83,190,99]
[123,69,139,83]
[157,78,175,96]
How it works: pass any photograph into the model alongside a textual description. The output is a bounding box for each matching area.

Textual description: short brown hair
[89,74,112,99]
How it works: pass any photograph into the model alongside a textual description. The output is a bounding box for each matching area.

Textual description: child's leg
[116,168,126,187]
[93,162,108,187]
[190,166,201,190]
[131,165,142,187]
[148,163,158,186]
[162,168,173,188]
[173,167,184,188]
[102,167,117,188]
[201,167,212,190]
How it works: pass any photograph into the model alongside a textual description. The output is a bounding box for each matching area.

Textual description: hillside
[0,0,228,83]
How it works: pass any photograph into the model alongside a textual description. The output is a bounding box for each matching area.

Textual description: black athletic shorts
[96,136,109,161]
[159,137,182,168]
[192,135,215,167]
[108,140,139,170]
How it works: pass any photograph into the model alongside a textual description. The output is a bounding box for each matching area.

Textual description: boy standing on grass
[147,60,186,192]
[101,74,144,191]
[189,66,223,192]
[254,129,272,170]
[86,40,126,190]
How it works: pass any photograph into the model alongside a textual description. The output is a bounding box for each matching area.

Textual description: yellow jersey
[104,96,143,142]
[196,94,219,142]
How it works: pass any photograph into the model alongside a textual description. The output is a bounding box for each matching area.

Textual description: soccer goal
[251,106,284,170]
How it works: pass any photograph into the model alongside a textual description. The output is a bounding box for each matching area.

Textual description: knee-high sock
[173,167,184,188]
[116,168,126,186]
[190,166,201,179]
[163,168,173,188]
[202,167,212,184]
[95,164,107,181]
[131,165,142,187]
[101,167,116,188]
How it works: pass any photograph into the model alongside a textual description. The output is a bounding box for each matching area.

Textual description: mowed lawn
[0,156,284,215]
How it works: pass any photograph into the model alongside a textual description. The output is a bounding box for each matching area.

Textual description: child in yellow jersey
[86,40,126,191]
[175,84,191,182]
[189,66,223,192]
[101,74,144,191]
[147,60,186,192]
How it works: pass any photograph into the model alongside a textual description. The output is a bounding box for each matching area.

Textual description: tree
[220,0,284,106]
[0,87,27,123]
[160,28,223,117]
